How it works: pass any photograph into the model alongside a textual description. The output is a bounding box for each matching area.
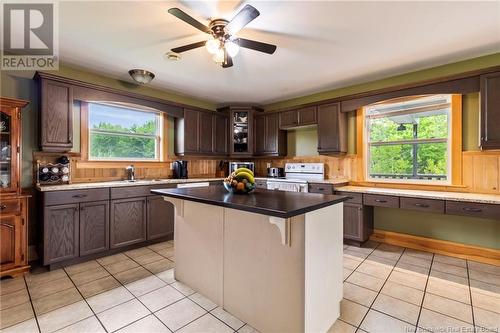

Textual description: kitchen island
[152,186,348,333]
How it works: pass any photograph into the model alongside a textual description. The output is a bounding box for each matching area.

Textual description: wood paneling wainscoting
[370,229,500,266]
[71,158,221,183]
[254,155,357,180]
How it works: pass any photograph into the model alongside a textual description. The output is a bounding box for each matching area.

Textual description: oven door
[267,181,308,192]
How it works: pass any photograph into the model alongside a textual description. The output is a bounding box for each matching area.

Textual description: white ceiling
[59,1,500,105]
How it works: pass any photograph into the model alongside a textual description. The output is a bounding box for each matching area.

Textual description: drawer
[111,184,176,199]
[446,201,500,220]
[336,191,363,204]
[44,188,109,206]
[0,199,21,215]
[400,197,445,214]
[308,183,334,194]
[363,194,400,208]
[255,179,267,189]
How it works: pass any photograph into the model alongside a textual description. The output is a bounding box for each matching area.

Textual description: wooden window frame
[80,101,170,168]
[356,94,463,188]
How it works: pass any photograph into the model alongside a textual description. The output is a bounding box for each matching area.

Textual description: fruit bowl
[223,168,256,194]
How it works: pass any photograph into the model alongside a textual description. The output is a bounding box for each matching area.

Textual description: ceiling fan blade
[222,49,233,68]
[225,4,260,36]
[168,8,210,33]
[171,41,206,53]
[236,38,277,54]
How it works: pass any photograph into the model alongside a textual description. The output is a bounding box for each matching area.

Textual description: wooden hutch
[0,97,30,277]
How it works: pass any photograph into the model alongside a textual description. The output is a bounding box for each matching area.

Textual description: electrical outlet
[170,162,173,170]
[266,163,271,168]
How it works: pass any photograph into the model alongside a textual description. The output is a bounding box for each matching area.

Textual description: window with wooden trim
[365,95,453,183]
[86,102,162,161]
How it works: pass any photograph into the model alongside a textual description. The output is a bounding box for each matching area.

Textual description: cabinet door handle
[463,207,482,213]
[414,203,429,208]
[72,194,87,198]
[0,204,6,210]
[375,199,387,203]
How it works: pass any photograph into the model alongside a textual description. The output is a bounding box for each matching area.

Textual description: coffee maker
[172,160,188,179]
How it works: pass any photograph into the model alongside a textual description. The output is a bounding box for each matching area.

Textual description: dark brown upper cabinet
[175,108,228,156]
[317,102,347,154]
[38,77,74,152]
[199,111,214,153]
[254,113,287,157]
[480,71,500,150]
[213,113,228,155]
[218,105,262,157]
[279,106,317,129]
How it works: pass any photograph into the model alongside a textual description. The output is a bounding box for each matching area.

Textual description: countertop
[337,185,500,205]
[152,186,348,218]
[36,178,223,192]
[36,177,348,192]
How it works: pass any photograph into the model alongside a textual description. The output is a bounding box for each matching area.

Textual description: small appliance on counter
[229,161,254,175]
[172,160,188,179]
[267,167,284,178]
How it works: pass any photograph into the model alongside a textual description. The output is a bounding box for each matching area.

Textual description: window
[365,95,451,183]
[88,102,161,161]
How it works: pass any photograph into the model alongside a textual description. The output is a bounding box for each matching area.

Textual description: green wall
[375,208,500,249]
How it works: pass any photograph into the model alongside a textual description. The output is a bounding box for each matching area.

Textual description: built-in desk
[336,186,500,245]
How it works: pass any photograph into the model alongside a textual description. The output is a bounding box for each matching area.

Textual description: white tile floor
[1,240,499,333]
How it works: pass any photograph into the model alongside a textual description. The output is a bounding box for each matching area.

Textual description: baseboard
[370,229,500,266]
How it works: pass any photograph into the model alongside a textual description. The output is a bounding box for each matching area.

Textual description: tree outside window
[365,95,451,182]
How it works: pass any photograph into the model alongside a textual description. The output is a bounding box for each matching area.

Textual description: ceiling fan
[168,4,277,68]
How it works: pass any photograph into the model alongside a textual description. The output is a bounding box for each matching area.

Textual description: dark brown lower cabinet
[110,198,147,249]
[80,201,110,256]
[147,196,174,240]
[343,203,374,245]
[43,204,79,265]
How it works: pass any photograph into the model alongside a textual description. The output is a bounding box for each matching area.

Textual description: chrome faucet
[126,165,135,181]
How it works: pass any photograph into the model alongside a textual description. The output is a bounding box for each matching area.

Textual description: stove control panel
[285,163,324,174]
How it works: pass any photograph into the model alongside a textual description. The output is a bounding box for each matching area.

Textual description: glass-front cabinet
[0,104,19,194]
[218,105,261,157]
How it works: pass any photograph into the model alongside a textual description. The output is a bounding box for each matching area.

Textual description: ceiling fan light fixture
[165,51,181,61]
[225,40,239,57]
[206,37,220,54]
[212,48,225,63]
[128,69,155,84]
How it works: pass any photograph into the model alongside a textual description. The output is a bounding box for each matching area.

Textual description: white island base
[165,198,344,333]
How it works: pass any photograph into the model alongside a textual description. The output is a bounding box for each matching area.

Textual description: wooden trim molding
[370,229,500,266]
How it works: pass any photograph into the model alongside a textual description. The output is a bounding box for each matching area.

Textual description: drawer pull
[72,194,87,198]
[346,196,354,200]
[463,207,482,213]
[0,204,6,210]
[375,199,387,203]
[317,188,324,191]
[414,203,430,208]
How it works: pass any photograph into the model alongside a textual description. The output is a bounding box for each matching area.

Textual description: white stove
[266,163,324,193]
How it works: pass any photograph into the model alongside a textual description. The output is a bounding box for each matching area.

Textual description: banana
[235,171,255,184]
[234,167,254,176]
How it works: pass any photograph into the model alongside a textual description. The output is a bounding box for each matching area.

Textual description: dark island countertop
[151,186,348,218]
